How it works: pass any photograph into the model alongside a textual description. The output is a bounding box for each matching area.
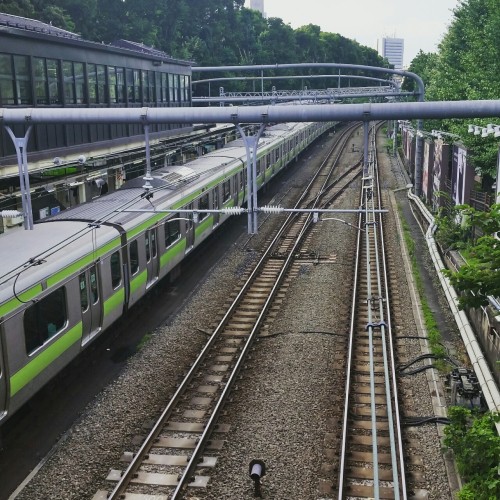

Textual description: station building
[0,13,198,229]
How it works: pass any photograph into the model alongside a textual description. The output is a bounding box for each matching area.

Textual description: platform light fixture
[430,130,462,141]
[468,123,500,138]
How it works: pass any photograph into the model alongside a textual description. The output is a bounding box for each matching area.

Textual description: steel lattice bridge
[192,85,407,105]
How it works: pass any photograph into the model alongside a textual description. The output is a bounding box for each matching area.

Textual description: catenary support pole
[363,121,370,175]
[236,123,266,234]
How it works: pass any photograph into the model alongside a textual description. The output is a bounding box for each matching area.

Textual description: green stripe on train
[46,237,122,288]
[160,239,186,268]
[0,284,43,319]
[127,214,165,239]
[130,269,148,294]
[10,322,83,397]
[194,216,213,239]
[103,288,125,317]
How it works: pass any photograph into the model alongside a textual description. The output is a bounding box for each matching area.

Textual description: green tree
[442,204,500,309]
[416,0,500,180]
[444,407,500,499]
[0,0,35,17]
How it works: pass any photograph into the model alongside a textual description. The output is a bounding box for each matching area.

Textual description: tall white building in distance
[381,37,404,70]
[249,0,265,16]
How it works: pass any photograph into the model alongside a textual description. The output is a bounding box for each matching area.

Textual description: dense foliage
[438,203,500,309]
[0,0,388,94]
[444,407,500,499]
[403,0,500,181]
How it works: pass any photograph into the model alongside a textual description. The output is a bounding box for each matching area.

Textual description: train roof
[42,123,308,229]
[0,221,119,307]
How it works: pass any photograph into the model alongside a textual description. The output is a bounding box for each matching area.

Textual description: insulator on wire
[260,205,283,213]
[221,207,246,215]
[1,210,23,218]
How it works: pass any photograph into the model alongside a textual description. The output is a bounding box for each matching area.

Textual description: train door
[145,228,159,288]
[80,264,102,345]
[185,203,195,251]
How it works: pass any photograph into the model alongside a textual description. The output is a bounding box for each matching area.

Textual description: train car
[0,120,334,423]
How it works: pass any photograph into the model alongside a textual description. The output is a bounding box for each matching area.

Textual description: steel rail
[337,122,405,498]
[337,144,365,500]
[107,121,361,499]
[172,122,363,498]
[373,129,407,498]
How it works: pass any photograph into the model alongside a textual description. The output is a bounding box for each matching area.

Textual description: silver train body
[0,121,334,423]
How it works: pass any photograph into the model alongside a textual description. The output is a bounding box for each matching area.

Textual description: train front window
[24,287,67,354]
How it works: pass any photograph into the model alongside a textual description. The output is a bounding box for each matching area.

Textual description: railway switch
[249,459,266,498]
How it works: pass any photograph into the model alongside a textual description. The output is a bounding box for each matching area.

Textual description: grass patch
[137,332,152,351]
[399,206,447,365]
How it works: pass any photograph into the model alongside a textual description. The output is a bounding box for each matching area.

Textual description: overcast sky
[245,0,459,67]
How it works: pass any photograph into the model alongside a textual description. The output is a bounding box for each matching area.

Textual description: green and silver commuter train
[0,121,334,423]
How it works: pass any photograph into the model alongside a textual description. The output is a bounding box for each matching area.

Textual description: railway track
[336,124,406,499]
[94,123,364,499]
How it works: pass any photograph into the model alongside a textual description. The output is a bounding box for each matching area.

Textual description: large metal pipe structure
[2,100,500,125]
[193,62,425,194]
[193,74,398,87]
[193,91,414,104]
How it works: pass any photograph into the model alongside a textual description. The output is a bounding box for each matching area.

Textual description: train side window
[79,273,89,312]
[198,193,209,221]
[164,217,181,247]
[266,154,271,169]
[110,251,121,288]
[222,180,231,202]
[256,159,261,175]
[130,240,139,274]
[145,232,151,262]
[151,230,157,258]
[186,204,194,230]
[90,265,99,304]
[24,287,67,354]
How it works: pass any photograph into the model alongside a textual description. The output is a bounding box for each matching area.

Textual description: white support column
[142,122,153,190]
[363,121,370,175]
[236,123,266,234]
[5,125,33,230]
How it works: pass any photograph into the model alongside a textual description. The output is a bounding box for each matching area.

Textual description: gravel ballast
[14,128,459,500]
